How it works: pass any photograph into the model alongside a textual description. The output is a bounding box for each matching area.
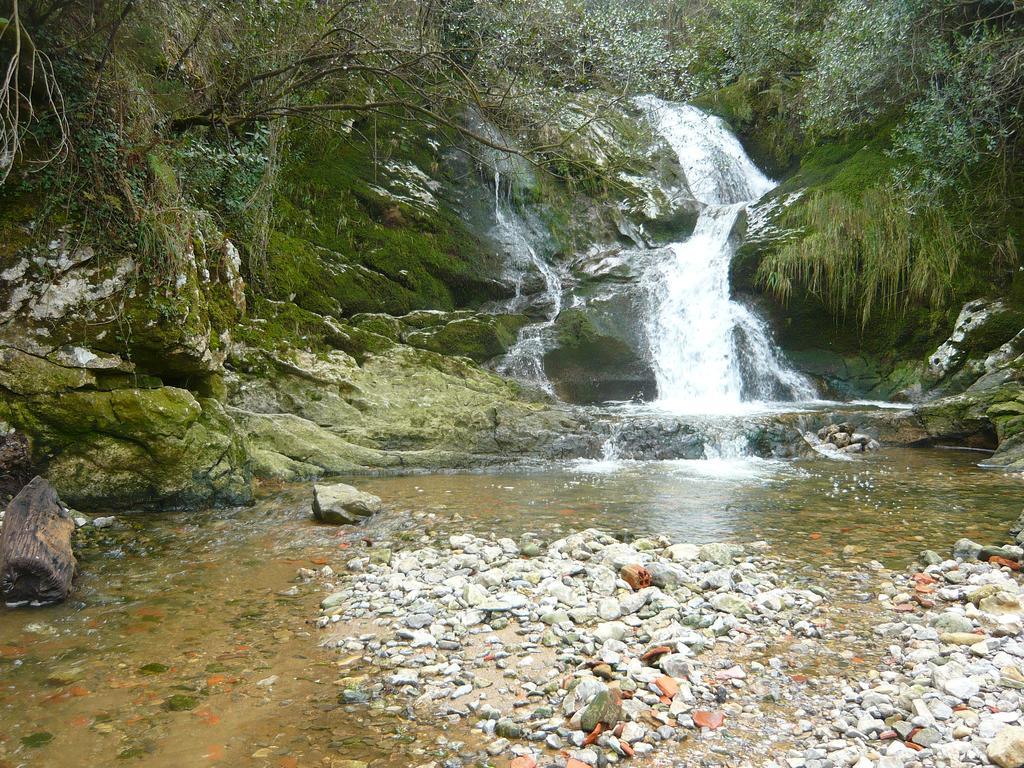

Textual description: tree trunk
[0,476,76,605]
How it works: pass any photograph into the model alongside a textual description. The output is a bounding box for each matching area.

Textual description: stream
[0,447,1021,766]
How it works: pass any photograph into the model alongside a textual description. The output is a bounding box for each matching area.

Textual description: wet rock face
[543,307,656,405]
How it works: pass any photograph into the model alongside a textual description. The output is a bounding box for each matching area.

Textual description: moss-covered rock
[0,348,98,396]
[404,314,529,362]
[1,385,251,509]
[226,344,598,476]
[265,122,512,318]
[728,121,978,400]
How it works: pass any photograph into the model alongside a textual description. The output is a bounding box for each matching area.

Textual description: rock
[594,622,627,642]
[495,718,522,739]
[541,609,571,625]
[710,593,752,616]
[486,738,510,756]
[659,653,692,678]
[910,727,941,747]
[692,710,725,730]
[699,543,741,566]
[312,483,383,525]
[920,549,943,565]
[665,543,699,562]
[597,597,621,620]
[620,564,652,590]
[654,676,678,698]
[645,562,685,588]
[943,677,980,700]
[931,612,974,633]
[463,583,490,607]
[388,669,420,686]
[988,725,1024,768]
[979,592,1023,616]
[580,688,623,733]
[953,538,983,561]
[939,632,986,646]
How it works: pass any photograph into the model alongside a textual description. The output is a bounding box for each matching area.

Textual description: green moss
[163,694,199,711]
[0,189,41,261]
[693,78,806,177]
[266,122,507,317]
[0,348,96,395]
[2,386,251,509]
[349,313,405,341]
[7,387,202,444]
[404,314,529,362]
[236,297,394,363]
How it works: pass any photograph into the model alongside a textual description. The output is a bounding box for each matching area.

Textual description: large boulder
[544,307,655,404]
[228,345,599,478]
[312,483,383,524]
[924,300,1024,397]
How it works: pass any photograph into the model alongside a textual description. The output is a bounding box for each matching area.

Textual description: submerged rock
[312,483,383,525]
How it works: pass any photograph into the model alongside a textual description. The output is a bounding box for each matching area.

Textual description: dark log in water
[0,476,76,605]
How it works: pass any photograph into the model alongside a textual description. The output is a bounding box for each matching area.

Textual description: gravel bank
[308,512,1024,768]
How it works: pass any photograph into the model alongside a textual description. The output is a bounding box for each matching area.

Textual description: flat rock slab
[312,482,383,525]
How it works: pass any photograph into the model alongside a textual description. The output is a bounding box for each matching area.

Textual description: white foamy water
[492,172,563,393]
[637,96,816,413]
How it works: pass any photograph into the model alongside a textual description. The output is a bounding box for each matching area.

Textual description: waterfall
[637,96,816,412]
[491,172,563,392]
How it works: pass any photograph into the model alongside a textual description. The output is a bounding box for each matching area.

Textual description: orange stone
[641,645,672,663]
[510,758,537,768]
[620,564,652,591]
[654,676,678,698]
[693,710,725,730]
[566,760,591,768]
[989,556,1021,571]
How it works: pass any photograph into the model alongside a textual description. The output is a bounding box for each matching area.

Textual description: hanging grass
[756,187,965,328]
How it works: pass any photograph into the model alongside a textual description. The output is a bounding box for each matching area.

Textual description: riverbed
[0,447,1021,767]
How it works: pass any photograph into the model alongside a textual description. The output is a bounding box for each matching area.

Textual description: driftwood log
[0,476,76,605]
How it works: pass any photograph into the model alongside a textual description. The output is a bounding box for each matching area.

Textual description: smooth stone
[665,543,699,562]
[312,483,382,525]
[988,725,1024,768]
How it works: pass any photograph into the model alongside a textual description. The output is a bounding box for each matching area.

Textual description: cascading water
[491,172,563,392]
[637,96,816,412]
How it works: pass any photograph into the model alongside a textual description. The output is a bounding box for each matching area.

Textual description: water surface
[0,447,1020,766]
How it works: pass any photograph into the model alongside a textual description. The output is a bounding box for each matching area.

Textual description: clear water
[0,449,1021,765]
[353,448,1023,566]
